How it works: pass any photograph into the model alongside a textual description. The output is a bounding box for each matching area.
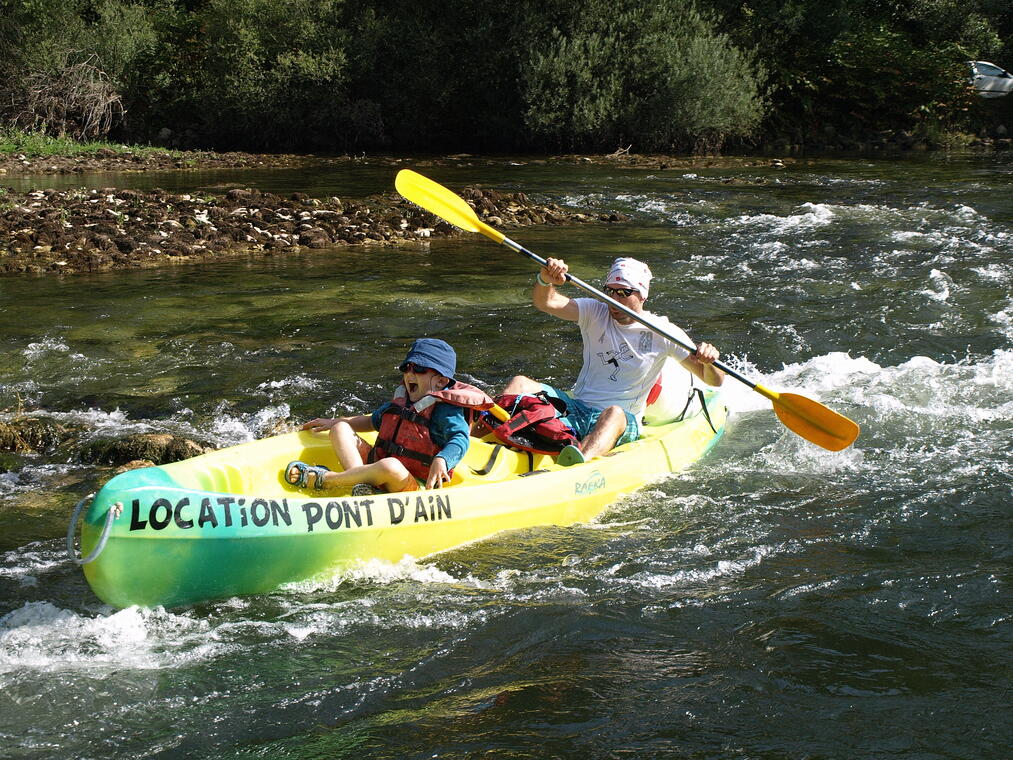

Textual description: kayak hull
[79,393,726,608]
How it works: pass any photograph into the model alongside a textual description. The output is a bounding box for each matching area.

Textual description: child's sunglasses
[399,362,434,374]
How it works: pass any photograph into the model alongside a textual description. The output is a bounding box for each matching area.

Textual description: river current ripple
[1,155,1010,759]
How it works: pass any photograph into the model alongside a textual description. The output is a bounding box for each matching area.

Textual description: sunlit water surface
[1,154,1010,759]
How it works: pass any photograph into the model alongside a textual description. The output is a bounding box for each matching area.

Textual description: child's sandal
[284,461,331,490]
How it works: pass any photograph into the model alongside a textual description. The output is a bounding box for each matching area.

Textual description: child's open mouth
[407,380,419,395]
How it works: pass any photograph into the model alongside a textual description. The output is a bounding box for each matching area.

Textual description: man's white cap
[605,257,652,299]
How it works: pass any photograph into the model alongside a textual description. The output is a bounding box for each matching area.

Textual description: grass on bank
[0,128,179,158]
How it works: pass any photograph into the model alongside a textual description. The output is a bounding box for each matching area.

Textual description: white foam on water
[712,347,1012,487]
[0,462,82,499]
[22,337,82,362]
[731,202,836,234]
[615,195,671,215]
[0,543,65,584]
[18,337,110,393]
[207,402,293,445]
[919,268,955,302]
[853,350,1013,420]
[725,348,1013,427]
[748,428,867,474]
[991,303,1013,341]
[3,340,90,405]
[708,348,1011,477]
[0,602,216,676]
[752,241,789,257]
[269,557,500,636]
[256,374,320,393]
[754,323,811,353]
[616,544,774,591]
[807,176,889,188]
[39,407,153,439]
[972,263,1012,283]
[719,351,878,418]
[721,202,1009,272]
[280,555,488,595]
[0,470,23,499]
[586,192,717,224]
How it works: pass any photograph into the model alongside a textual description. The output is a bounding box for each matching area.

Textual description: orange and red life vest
[477,392,579,455]
[370,380,494,480]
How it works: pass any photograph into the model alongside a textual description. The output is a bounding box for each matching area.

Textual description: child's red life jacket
[478,392,579,455]
[371,380,493,480]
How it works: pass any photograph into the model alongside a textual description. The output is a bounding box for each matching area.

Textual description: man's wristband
[536,272,551,287]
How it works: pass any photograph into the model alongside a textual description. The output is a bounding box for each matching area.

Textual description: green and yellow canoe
[70,392,725,608]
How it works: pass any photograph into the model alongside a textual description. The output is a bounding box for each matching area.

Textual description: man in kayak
[285,338,493,493]
[502,257,724,466]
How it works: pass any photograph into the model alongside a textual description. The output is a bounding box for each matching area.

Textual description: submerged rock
[78,433,211,466]
[0,417,74,453]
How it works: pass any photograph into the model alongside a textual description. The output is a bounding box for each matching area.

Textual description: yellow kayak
[70,391,725,608]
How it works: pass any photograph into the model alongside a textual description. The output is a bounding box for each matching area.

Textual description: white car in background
[968,61,1013,98]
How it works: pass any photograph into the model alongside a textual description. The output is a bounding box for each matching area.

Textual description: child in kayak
[284,338,494,494]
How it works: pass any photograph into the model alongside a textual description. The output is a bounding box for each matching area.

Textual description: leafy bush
[521,0,766,153]
[0,0,1010,152]
[706,0,1010,147]
[153,0,349,149]
[0,0,156,138]
[341,0,525,151]
[822,25,975,140]
[0,126,175,156]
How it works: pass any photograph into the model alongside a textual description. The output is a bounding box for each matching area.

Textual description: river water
[1,154,1010,758]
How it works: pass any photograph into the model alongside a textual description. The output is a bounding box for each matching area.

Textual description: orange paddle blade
[771,392,860,451]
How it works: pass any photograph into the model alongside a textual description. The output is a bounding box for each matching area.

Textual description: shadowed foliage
[0,0,1009,151]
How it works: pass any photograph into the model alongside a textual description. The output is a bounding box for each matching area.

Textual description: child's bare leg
[320,458,414,492]
[502,375,543,395]
[330,420,371,470]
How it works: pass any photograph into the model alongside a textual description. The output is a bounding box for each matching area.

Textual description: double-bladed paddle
[395,169,859,451]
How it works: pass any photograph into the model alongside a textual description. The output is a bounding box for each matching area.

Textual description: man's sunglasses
[399,362,434,374]
[604,286,637,298]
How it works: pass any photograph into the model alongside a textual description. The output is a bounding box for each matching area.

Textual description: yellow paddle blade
[395,169,505,244]
[771,392,860,451]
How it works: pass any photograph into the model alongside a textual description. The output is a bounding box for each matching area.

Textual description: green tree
[824,24,974,139]
[137,0,349,149]
[0,0,156,138]
[704,0,1011,146]
[520,0,766,153]
[342,0,526,151]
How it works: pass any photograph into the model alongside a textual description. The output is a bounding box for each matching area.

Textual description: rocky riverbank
[0,147,824,276]
[0,147,799,176]
[0,184,627,275]
[0,148,329,176]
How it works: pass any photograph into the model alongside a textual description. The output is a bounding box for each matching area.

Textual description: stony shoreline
[0,183,627,275]
[12,142,996,276]
[0,148,795,177]
[0,148,328,176]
